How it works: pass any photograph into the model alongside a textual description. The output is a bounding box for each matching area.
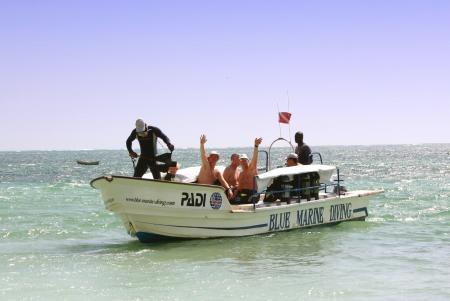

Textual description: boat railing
[246,168,345,210]
[267,137,295,170]
[309,152,323,164]
[266,137,325,169]
[258,150,269,173]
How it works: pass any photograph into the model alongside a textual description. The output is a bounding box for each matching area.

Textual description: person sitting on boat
[163,162,180,181]
[198,135,233,199]
[286,153,302,167]
[295,131,312,165]
[264,153,304,203]
[233,137,263,204]
[223,153,240,191]
[126,118,174,179]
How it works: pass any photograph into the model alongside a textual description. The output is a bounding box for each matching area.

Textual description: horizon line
[1,142,449,152]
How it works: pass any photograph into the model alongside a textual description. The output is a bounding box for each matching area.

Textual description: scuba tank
[300,173,311,201]
[280,175,293,203]
[310,172,320,200]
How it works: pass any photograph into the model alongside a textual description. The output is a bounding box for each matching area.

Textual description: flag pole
[287,91,291,143]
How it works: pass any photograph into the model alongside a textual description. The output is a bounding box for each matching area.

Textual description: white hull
[91,176,381,242]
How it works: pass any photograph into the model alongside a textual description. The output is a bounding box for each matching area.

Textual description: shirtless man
[223,153,240,189]
[234,137,263,203]
[198,135,233,199]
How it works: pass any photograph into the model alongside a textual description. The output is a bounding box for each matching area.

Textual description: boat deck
[230,192,337,212]
[230,189,382,212]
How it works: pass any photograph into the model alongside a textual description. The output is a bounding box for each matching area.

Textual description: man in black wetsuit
[294,131,312,165]
[126,119,174,179]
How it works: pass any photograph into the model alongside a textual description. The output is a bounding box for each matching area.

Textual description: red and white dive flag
[278,112,292,124]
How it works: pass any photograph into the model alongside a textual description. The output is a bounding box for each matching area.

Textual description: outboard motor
[333,185,347,195]
[332,170,347,196]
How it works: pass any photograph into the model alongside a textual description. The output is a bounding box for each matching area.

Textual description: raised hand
[200,134,207,145]
[254,137,263,147]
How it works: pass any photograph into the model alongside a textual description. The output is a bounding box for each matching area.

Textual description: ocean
[1,145,449,300]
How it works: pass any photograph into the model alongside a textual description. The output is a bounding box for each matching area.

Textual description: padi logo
[181,192,206,207]
[210,192,222,209]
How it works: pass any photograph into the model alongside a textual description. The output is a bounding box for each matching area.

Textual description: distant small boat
[77,160,100,165]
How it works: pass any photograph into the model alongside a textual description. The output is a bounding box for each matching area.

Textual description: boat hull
[91,176,381,242]
[77,160,99,165]
[130,196,370,242]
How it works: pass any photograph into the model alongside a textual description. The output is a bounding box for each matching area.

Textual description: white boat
[90,141,383,242]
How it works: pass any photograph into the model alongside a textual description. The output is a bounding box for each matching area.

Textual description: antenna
[287,90,290,111]
[287,91,291,143]
[277,103,281,138]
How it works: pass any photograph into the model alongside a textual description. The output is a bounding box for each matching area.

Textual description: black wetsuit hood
[295,131,304,145]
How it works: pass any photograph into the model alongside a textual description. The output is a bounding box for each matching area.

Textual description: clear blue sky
[1,0,449,150]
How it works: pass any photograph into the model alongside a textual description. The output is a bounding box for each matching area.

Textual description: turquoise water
[1,145,449,300]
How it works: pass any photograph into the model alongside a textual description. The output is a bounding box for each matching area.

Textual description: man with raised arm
[234,137,263,203]
[198,135,233,199]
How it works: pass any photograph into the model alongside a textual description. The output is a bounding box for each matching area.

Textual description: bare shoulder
[201,162,212,173]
